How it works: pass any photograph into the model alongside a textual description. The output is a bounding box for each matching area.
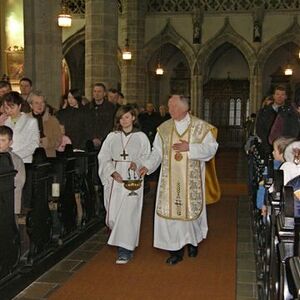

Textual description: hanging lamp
[58,0,72,27]
[122,38,132,60]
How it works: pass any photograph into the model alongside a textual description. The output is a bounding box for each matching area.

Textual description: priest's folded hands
[172,139,189,152]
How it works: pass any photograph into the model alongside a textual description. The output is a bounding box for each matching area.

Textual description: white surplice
[144,114,218,251]
[98,130,151,251]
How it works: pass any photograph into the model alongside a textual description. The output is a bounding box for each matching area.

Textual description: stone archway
[257,18,300,103]
[195,19,254,148]
[143,21,195,106]
[62,28,85,92]
[192,18,256,116]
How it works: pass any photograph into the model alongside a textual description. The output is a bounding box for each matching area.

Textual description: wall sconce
[122,38,132,60]
[58,0,72,27]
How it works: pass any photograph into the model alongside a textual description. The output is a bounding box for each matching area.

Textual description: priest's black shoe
[187,244,198,257]
[166,255,183,265]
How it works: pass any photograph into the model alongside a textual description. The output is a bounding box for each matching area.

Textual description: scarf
[32,111,45,138]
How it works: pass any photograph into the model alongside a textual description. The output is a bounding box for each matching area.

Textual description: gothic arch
[62,27,85,91]
[143,21,196,71]
[257,17,300,73]
[196,18,255,79]
[62,27,85,56]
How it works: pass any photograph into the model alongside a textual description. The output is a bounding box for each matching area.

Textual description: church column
[191,73,203,118]
[249,65,263,114]
[23,0,62,108]
[121,1,146,104]
[85,0,119,99]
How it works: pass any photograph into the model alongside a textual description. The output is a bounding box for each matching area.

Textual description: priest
[139,95,219,265]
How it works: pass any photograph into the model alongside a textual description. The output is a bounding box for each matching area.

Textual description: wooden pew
[0,153,19,283]
[25,148,53,265]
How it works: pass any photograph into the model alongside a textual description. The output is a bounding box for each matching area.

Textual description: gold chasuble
[205,126,221,204]
[156,116,220,221]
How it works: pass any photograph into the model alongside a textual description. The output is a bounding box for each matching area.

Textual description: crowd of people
[245,85,300,218]
[2,76,299,267]
[0,76,220,266]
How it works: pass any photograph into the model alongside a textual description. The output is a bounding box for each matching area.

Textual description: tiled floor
[13,149,258,300]
[13,228,110,300]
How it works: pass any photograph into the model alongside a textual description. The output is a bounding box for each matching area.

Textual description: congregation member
[107,88,122,110]
[139,95,219,265]
[0,125,25,215]
[158,104,171,124]
[28,91,62,157]
[85,83,115,150]
[3,91,39,163]
[56,88,91,150]
[138,102,161,145]
[19,77,32,113]
[98,104,151,264]
[256,85,291,161]
[0,80,11,97]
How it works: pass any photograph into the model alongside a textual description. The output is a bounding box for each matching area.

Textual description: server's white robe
[98,131,151,250]
[144,114,218,251]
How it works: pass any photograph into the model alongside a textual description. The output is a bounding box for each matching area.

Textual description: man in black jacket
[256,86,300,161]
[85,83,116,150]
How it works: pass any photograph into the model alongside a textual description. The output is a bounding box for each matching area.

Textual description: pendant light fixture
[284,65,293,76]
[58,0,72,27]
[122,38,132,60]
[155,34,164,75]
[284,43,293,76]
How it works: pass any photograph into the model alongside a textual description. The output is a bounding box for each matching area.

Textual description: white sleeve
[16,118,39,162]
[134,133,151,169]
[98,134,116,185]
[144,133,162,174]
[188,131,218,161]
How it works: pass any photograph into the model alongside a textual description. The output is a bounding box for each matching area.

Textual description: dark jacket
[56,106,91,150]
[85,99,116,142]
[256,104,300,158]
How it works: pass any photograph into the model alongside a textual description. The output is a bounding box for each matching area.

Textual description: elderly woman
[28,91,62,157]
[3,91,39,163]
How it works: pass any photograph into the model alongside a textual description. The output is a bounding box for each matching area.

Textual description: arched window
[229,98,242,126]
[246,98,250,118]
[229,98,235,125]
[236,98,241,126]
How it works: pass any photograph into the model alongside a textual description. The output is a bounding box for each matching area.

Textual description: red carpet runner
[50,192,237,300]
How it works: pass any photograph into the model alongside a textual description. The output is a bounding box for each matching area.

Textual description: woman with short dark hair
[3,91,39,163]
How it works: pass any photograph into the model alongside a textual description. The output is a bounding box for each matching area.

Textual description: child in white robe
[98,104,151,264]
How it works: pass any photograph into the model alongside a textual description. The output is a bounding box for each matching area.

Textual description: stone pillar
[191,73,203,118]
[23,0,62,108]
[0,1,6,77]
[85,0,119,99]
[249,65,263,113]
[121,0,146,104]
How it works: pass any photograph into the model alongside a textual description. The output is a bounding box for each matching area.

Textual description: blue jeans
[118,247,133,259]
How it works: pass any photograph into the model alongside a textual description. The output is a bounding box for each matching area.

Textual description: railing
[147,0,300,12]
[65,0,85,15]
[64,0,300,16]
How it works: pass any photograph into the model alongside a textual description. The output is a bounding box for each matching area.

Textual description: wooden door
[203,79,249,148]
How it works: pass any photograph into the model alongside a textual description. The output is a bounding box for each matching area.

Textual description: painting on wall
[5,47,24,82]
